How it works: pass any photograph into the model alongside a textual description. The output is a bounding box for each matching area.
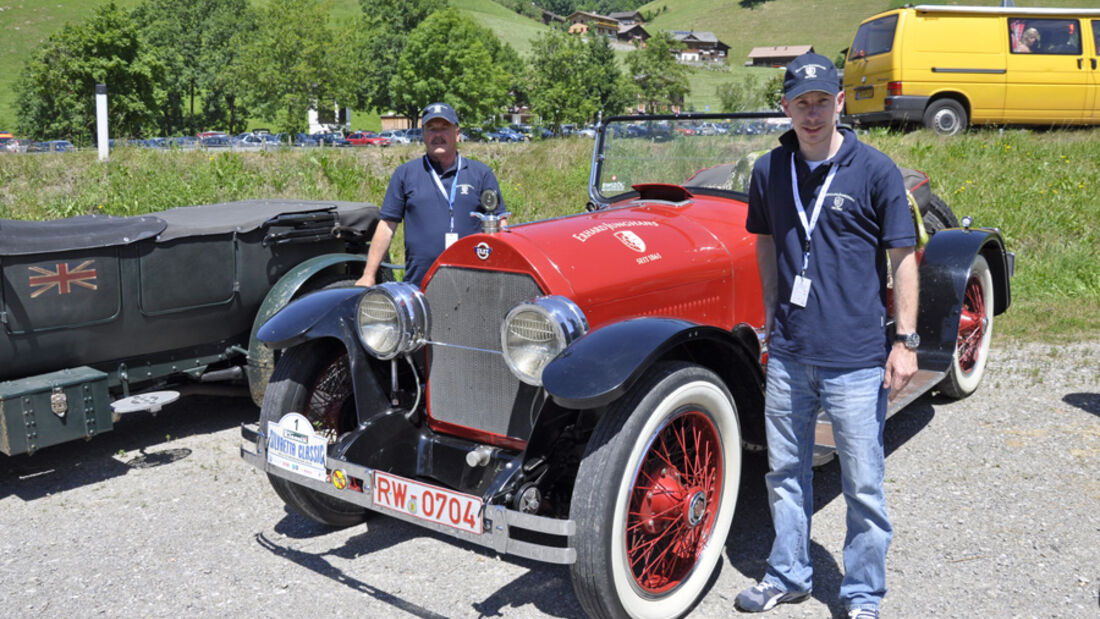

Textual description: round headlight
[356,282,429,359]
[501,296,587,386]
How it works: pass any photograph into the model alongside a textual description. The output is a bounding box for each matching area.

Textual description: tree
[389,8,511,126]
[132,0,255,135]
[347,0,445,114]
[583,35,632,119]
[237,0,354,136]
[14,2,163,143]
[527,31,630,132]
[624,32,690,112]
[717,73,765,112]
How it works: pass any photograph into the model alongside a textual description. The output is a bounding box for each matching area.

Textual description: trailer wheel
[939,254,994,399]
[261,339,367,527]
[570,362,740,619]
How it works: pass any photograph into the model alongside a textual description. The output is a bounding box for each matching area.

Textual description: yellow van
[843,5,1100,135]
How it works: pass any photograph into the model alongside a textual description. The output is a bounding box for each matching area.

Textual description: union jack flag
[28,261,98,298]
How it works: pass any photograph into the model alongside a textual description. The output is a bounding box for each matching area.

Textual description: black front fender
[257,287,363,349]
[918,227,1012,371]
[541,317,745,410]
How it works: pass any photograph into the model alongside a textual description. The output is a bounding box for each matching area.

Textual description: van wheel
[923,100,968,136]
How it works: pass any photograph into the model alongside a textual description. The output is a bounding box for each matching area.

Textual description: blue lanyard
[428,154,461,233]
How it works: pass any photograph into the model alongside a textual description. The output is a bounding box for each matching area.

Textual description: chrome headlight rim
[356,281,430,360]
[501,295,588,386]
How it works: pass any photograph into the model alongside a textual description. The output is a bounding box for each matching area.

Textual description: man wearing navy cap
[735,53,918,618]
[356,102,506,288]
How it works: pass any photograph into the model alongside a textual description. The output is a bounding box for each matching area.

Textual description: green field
[3,125,1098,341]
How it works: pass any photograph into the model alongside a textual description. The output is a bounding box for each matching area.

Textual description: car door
[1004,17,1088,123]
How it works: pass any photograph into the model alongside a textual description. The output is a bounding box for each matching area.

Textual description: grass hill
[3,0,1100,129]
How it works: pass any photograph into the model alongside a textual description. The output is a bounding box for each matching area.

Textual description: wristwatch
[894,332,920,350]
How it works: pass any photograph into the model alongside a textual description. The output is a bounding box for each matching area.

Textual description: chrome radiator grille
[424,267,544,439]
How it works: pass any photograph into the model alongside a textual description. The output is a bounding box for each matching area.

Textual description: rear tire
[261,340,367,527]
[570,362,741,619]
[939,255,994,399]
[921,193,959,235]
[922,99,968,136]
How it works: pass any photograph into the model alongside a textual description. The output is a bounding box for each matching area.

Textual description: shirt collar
[778,126,859,168]
[425,154,462,176]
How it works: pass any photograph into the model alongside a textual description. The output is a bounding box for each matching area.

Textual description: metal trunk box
[0,366,111,455]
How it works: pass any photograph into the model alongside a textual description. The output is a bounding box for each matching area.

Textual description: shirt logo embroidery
[456,183,474,196]
[826,192,855,212]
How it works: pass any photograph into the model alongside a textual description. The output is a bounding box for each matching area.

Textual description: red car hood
[426,195,763,330]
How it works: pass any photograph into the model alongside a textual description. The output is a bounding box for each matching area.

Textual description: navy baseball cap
[422,102,459,126]
[783,53,839,100]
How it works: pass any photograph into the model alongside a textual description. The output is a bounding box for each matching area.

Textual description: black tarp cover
[0,200,379,255]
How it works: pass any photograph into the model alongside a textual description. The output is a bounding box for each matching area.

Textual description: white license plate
[373,471,483,535]
[855,86,874,100]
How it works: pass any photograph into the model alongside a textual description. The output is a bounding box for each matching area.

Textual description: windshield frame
[588,112,789,209]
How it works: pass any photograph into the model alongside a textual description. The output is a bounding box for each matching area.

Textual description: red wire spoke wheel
[571,362,741,619]
[627,411,722,594]
[940,254,995,399]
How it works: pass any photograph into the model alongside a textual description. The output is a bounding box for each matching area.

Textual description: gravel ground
[1,341,1097,618]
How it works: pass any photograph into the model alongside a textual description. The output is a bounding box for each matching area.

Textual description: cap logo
[432,104,443,113]
[800,64,827,79]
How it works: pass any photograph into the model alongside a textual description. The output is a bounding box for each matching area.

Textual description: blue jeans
[762,353,893,610]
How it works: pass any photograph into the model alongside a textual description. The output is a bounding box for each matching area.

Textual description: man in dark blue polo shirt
[356,102,505,288]
[734,53,918,619]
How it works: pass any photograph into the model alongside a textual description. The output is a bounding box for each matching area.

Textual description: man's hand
[357,220,398,287]
[884,344,917,391]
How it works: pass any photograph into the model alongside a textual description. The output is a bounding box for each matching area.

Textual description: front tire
[939,254,994,399]
[261,339,367,527]
[570,362,741,619]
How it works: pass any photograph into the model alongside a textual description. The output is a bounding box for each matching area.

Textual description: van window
[849,14,898,60]
[1009,18,1082,55]
[1093,20,1100,55]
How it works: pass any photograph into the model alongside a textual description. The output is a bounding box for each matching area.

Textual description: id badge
[790,275,811,307]
[444,232,458,248]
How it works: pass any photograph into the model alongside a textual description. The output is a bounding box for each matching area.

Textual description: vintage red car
[346,131,391,147]
[241,113,1013,618]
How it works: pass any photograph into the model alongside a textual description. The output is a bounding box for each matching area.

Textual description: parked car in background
[346,131,391,147]
[405,127,423,143]
[0,136,20,153]
[313,132,351,147]
[200,135,233,148]
[240,111,1014,617]
[171,136,201,149]
[0,200,384,456]
[575,126,597,138]
[495,126,528,142]
[509,124,534,140]
[293,133,319,147]
[197,131,228,140]
[25,140,75,153]
[379,129,411,144]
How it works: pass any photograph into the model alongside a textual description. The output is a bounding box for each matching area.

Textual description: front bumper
[240,423,576,564]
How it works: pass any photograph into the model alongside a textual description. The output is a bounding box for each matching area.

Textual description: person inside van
[1015,27,1040,53]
